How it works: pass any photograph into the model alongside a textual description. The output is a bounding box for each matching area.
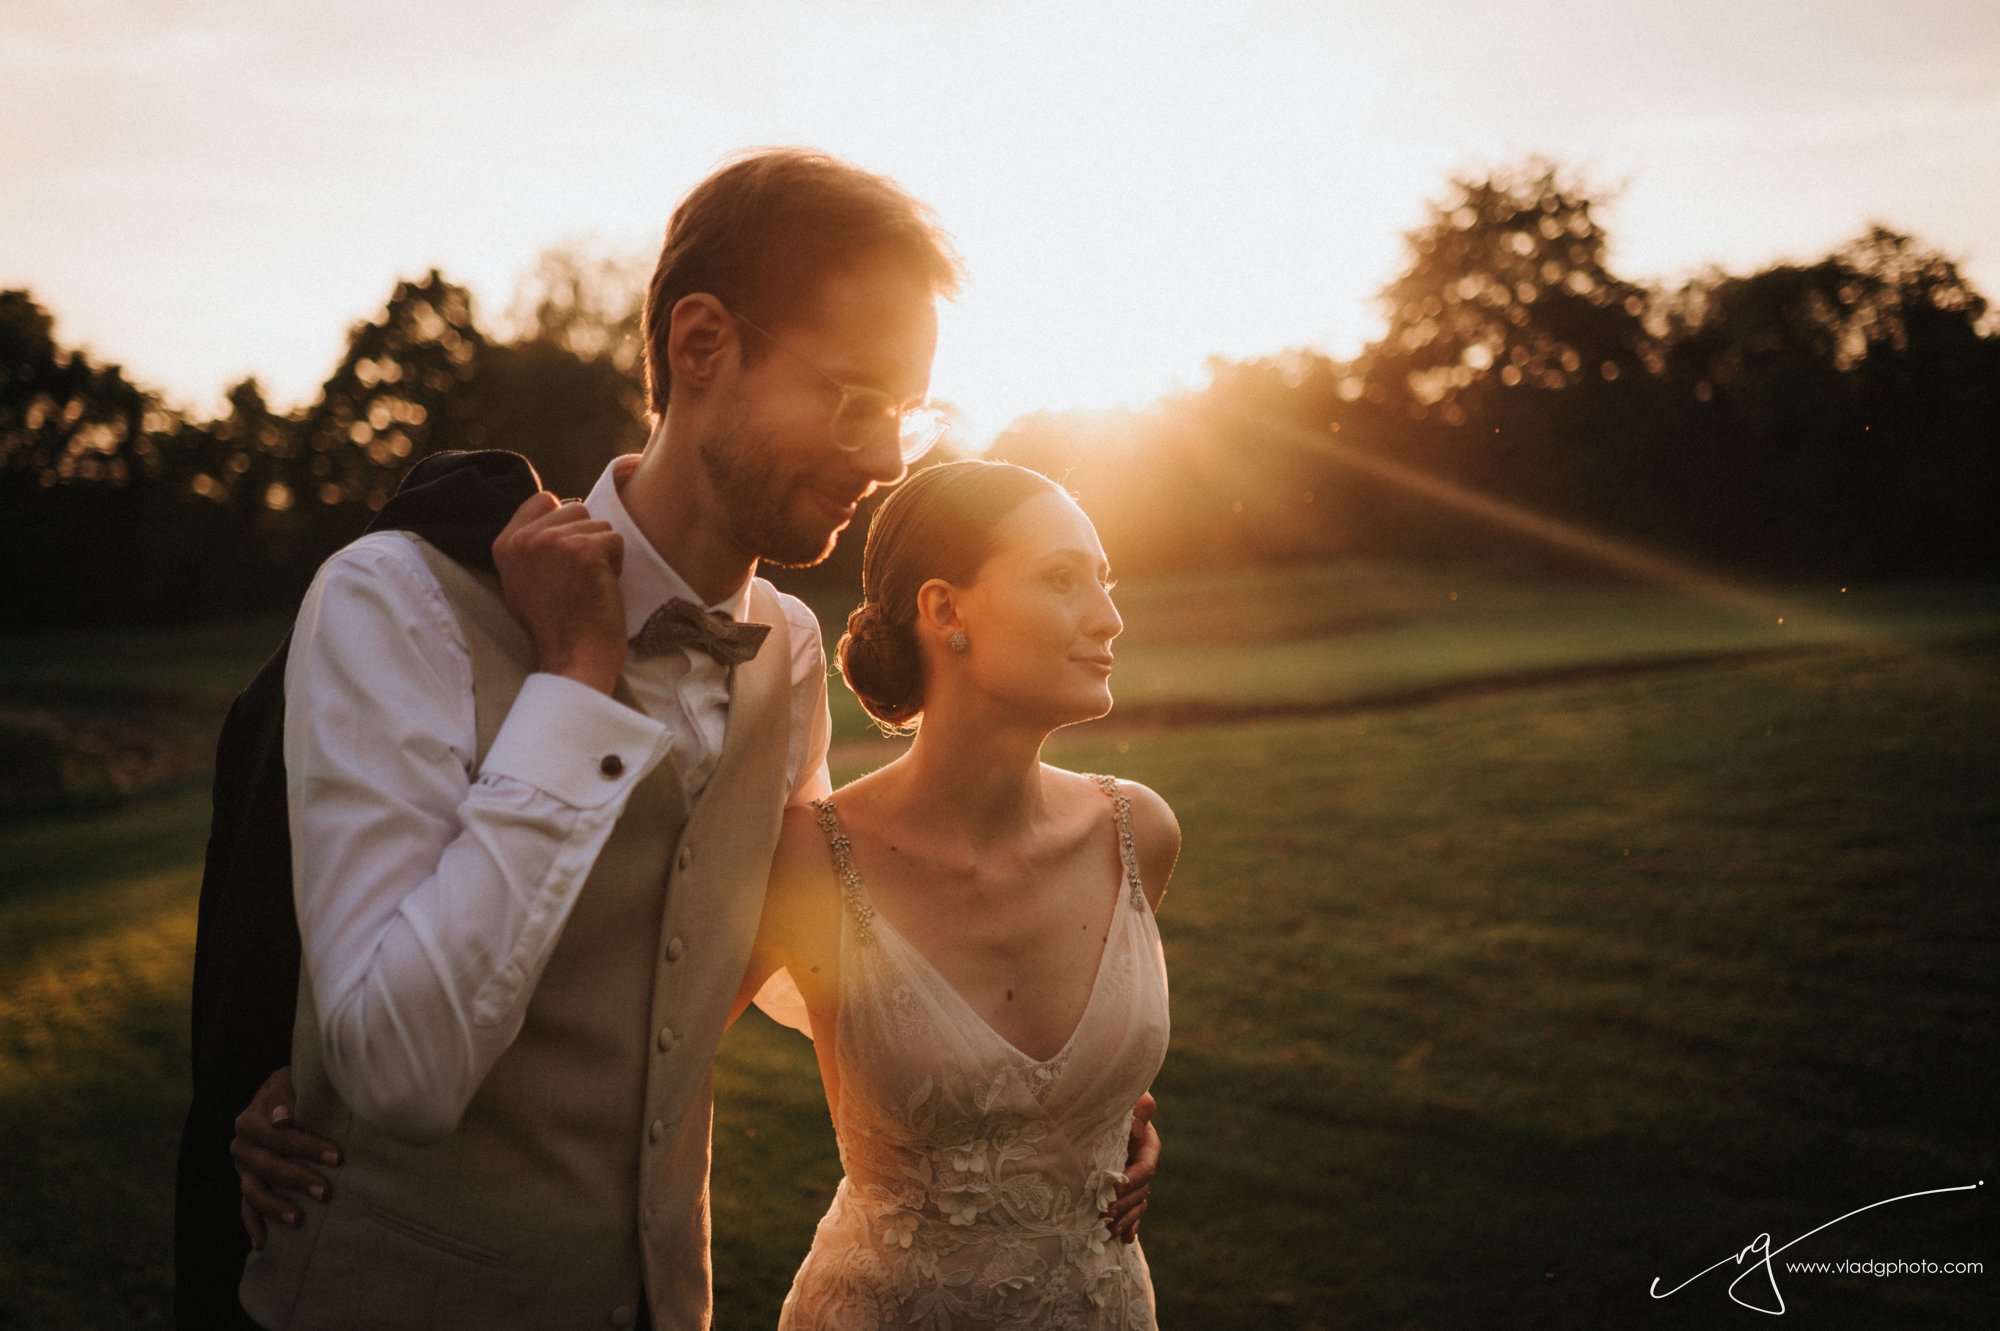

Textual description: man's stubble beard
[696,386,843,569]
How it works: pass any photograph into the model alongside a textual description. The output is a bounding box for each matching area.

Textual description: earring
[947,630,969,654]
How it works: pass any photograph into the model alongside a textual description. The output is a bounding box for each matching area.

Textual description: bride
[735,459,1178,1330]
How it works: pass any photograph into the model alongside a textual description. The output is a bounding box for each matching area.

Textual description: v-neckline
[834,805,1130,1070]
[868,893,1122,1070]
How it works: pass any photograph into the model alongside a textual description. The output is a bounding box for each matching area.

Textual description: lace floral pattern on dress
[789,1071,1153,1330]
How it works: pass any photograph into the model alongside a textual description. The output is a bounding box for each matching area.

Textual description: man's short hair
[643,148,962,414]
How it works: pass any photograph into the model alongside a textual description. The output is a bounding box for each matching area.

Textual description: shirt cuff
[479,673,670,809]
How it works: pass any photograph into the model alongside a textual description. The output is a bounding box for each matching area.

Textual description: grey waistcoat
[242,536,795,1330]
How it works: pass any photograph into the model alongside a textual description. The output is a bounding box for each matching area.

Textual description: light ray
[1222,405,1861,633]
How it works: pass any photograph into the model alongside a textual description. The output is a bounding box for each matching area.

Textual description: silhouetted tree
[505,244,648,379]
[303,270,485,522]
[1663,227,2000,573]
[0,290,175,625]
[473,245,653,497]
[1368,160,1654,419]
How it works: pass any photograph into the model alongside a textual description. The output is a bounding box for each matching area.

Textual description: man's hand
[492,492,627,694]
[1104,1091,1160,1244]
[232,1066,343,1251]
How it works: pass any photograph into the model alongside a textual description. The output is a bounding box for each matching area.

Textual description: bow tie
[629,597,771,666]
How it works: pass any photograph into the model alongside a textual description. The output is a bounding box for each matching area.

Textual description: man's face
[699,251,938,567]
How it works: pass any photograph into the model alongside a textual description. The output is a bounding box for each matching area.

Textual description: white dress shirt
[283,457,831,1140]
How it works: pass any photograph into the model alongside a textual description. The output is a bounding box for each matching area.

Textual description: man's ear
[667,294,737,392]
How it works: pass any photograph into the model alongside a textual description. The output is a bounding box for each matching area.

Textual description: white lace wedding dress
[775,775,1170,1331]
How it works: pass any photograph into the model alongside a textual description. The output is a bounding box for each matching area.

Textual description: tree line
[1,253,650,628]
[994,162,1999,583]
[3,161,1995,629]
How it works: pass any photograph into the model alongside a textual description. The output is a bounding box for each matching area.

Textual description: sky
[5,0,1998,444]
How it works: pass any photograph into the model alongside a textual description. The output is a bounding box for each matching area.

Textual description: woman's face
[952,490,1123,726]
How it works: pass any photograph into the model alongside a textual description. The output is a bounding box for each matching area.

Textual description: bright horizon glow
[4,0,1998,447]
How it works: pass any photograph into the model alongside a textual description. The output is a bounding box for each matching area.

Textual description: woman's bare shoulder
[1114,779,1180,910]
[1052,767,1180,910]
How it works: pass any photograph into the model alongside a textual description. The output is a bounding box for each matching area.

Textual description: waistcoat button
[676,843,694,871]
[657,1026,675,1051]
[665,936,685,962]
[599,754,624,778]
[610,1306,635,1327]
[649,1118,664,1143]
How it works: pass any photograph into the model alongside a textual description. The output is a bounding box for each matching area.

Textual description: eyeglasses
[731,311,951,465]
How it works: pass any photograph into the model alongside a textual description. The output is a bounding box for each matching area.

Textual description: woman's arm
[729,804,844,1027]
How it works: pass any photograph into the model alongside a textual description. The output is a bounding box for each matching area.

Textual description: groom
[219,150,1155,1330]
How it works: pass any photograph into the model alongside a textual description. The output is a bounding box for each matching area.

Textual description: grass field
[2,565,1995,1328]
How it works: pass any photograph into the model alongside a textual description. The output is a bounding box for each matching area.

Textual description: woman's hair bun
[838,601,923,728]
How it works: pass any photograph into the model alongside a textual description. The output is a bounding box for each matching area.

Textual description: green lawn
[817,565,2000,743]
[0,615,291,705]
[715,635,1999,1329]
[0,787,206,1328]
[1,571,1994,1328]
[11,565,1985,750]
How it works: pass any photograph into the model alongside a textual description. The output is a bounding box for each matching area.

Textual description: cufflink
[600,754,625,778]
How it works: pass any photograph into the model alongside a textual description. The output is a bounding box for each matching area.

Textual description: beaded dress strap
[1088,774,1148,911]
[810,798,875,940]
